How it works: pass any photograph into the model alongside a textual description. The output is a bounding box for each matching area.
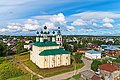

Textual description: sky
[1,0,120,36]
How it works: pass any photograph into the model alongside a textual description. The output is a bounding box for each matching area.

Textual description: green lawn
[0,56,38,80]
[65,74,81,80]
[72,74,81,79]
[7,74,38,80]
[11,52,84,77]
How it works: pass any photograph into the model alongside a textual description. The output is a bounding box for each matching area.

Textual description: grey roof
[104,46,118,50]
[86,50,100,54]
[80,70,94,79]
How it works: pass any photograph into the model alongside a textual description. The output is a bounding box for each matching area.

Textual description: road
[41,57,92,80]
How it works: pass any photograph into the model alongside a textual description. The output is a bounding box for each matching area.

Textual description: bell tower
[56,27,62,47]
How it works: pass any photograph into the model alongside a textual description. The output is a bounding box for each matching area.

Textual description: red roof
[99,63,120,72]
[91,75,100,80]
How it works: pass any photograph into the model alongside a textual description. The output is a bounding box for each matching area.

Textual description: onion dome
[44,32,47,34]
[57,27,61,35]
[48,31,50,34]
[52,31,55,34]
[36,31,39,34]
[44,26,47,29]
[41,31,43,34]
[58,27,60,29]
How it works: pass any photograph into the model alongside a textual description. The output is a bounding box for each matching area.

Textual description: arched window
[58,38,59,41]
[60,38,61,41]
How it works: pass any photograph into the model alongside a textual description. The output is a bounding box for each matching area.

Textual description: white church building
[30,26,71,68]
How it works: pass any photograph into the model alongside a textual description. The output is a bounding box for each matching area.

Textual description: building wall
[99,69,120,80]
[85,52,101,59]
[30,45,70,68]
[56,35,62,46]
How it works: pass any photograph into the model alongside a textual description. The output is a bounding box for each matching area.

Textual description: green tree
[73,43,78,52]
[106,41,113,45]
[16,42,27,54]
[91,59,102,72]
[0,43,6,56]
[73,52,82,64]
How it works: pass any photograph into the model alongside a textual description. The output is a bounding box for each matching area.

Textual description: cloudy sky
[1,0,120,36]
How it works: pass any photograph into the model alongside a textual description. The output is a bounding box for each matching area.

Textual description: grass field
[0,56,38,80]
[11,52,84,77]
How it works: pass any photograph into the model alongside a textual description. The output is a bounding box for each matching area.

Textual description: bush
[91,59,102,72]
[0,44,5,56]
[72,74,81,79]
[16,42,27,54]
[0,57,6,64]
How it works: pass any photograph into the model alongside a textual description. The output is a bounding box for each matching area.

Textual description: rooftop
[91,75,100,80]
[98,63,120,72]
[80,70,94,79]
[33,41,59,47]
[39,49,70,56]
[86,50,100,54]
[104,46,118,50]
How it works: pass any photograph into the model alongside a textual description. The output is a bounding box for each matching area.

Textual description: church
[30,26,71,68]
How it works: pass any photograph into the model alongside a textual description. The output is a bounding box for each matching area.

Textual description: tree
[16,42,27,54]
[106,41,113,45]
[91,59,102,72]
[73,52,82,64]
[73,43,78,52]
[72,53,83,75]
[0,43,6,56]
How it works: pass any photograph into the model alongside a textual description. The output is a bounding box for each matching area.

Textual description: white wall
[85,52,101,59]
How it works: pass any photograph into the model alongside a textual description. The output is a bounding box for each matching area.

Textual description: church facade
[30,26,71,68]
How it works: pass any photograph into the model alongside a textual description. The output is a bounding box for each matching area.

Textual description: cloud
[103,23,113,28]
[66,26,75,31]
[71,19,87,26]
[0,23,23,33]
[71,11,120,20]
[77,29,93,32]
[23,24,41,31]
[50,13,66,24]
[42,22,57,30]
[92,23,98,27]
[0,28,8,33]
[34,13,66,25]
[102,17,114,23]
[26,19,38,25]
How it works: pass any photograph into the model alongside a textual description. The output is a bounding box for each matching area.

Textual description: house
[7,40,15,46]
[30,26,71,68]
[87,43,101,51]
[98,63,120,80]
[77,48,90,53]
[80,70,100,80]
[85,50,101,59]
[24,43,33,50]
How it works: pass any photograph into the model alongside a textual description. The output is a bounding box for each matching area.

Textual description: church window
[58,38,59,41]
[66,63,67,65]
[52,57,54,61]
[45,58,46,62]
[66,57,68,60]
[60,43,61,46]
